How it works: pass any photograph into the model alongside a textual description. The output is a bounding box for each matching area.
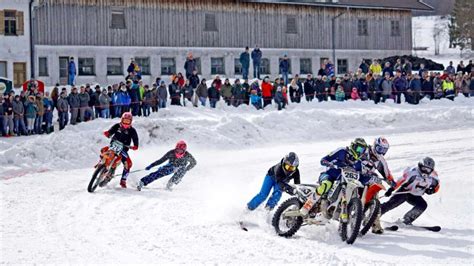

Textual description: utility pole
[29,0,35,79]
[332,8,348,71]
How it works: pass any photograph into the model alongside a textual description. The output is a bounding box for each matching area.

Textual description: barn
[1,0,433,86]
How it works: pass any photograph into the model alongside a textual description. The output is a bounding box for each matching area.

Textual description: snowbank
[1,97,473,178]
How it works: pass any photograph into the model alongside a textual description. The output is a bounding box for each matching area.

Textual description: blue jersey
[320,148,362,182]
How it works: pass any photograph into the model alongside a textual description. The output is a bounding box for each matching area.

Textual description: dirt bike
[358,171,386,235]
[87,140,128,193]
[272,167,365,244]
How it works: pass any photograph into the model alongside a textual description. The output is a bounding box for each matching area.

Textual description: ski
[385,225,399,231]
[239,221,248,231]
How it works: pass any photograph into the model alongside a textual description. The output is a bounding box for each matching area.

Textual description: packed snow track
[1,99,473,264]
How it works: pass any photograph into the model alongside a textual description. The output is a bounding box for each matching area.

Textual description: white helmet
[373,137,389,156]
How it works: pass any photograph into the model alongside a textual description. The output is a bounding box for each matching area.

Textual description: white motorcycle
[271,167,365,244]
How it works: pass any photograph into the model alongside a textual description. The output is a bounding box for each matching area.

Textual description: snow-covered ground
[1,99,474,264]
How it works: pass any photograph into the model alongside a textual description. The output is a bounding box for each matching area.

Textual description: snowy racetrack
[1,99,473,264]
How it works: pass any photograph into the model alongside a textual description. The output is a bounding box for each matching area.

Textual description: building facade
[2,0,432,86]
[0,0,30,87]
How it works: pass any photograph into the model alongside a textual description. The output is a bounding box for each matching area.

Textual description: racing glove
[130,146,138,151]
[385,187,394,197]
[103,131,110,138]
[145,165,153,171]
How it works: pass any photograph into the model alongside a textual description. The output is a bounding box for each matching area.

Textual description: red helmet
[175,140,187,158]
[120,112,133,129]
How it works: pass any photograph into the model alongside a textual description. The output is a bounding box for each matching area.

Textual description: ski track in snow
[1,99,474,264]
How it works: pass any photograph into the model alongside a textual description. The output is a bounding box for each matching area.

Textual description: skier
[247,152,301,211]
[137,140,197,191]
[362,137,396,234]
[103,112,139,188]
[380,157,440,226]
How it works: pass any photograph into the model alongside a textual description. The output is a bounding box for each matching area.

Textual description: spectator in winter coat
[43,92,54,133]
[446,61,455,75]
[351,87,361,100]
[34,94,45,134]
[250,89,262,110]
[359,60,369,74]
[99,89,111,118]
[382,61,394,77]
[150,84,158,112]
[231,79,245,107]
[184,53,197,79]
[274,84,285,111]
[442,76,455,100]
[212,76,222,91]
[409,73,422,104]
[422,75,434,100]
[127,58,136,76]
[12,95,27,136]
[68,87,80,125]
[68,57,76,86]
[196,79,208,106]
[129,80,141,115]
[79,86,93,122]
[57,92,69,130]
[261,77,273,108]
[335,85,345,102]
[393,70,408,104]
[3,95,14,136]
[369,60,382,75]
[394,59,403,72]
[182,80,194,106]
[279,55,290,85]
[403,59,413,75]
[221,79,233,106]
[289,78,301,103]
[418,63,428,77]
[91,85,101,118]
[51,86,59,110]
[381,73,393,102]
[251,46,262,79]
[157,81,168,108]
[461,74,470,97]
[189,70,200,89]
[303,74,315,102]
[325,60,335,77]
[465,60,472,74]
[240,47,250,80]
[177,73,185,88]
[208,83,220,108]
[169,77,182,106]
[456,61,465,74]
[141,86,152,117]
[0,97,5,136]
[25,96,38,135]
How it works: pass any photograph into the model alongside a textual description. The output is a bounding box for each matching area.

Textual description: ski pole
[113,169,145,177]
[379,190,412,199]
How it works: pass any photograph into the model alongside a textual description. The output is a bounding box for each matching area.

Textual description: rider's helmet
[282,152,299,174]
[418,157,435,176]
[349,138,368,160]
[120,112,133,129]
[373,137,390,156]
[175,140,187,158]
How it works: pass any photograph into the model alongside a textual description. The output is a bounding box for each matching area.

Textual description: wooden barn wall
[34,0,412,50]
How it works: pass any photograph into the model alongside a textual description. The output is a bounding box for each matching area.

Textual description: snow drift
[1,97,473,178]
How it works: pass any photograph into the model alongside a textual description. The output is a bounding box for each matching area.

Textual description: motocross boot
[120,179,127,188]
[319,198,330,219]
[371,211,384,234]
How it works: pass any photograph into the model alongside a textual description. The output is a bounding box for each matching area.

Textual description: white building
[0,0,31,87]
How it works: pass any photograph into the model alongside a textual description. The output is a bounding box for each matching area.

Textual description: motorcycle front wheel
[271,197,304,238]
[88,164,107,193]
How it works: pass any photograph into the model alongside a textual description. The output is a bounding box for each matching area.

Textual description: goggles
[121,118,132,125]
[175,148,185,154]
[354,145,366,155]
[284,163,297,172]
[420,165,433,175]
[375,145,389,155]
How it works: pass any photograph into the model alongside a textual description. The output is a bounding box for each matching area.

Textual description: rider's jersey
[362,146,394,185]
[396,166,440,196]
[107,123,139,152]
[148,150,197,171]
[320,147,362,182]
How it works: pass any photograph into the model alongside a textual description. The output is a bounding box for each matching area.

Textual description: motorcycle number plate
[110,142,123,153]
[342,169,359,180]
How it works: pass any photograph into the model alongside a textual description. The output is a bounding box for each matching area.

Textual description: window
[204,14,217,32]
[110,9,126,29]
[300,58,312,74]
[79,58,95,76]
[4,10,17,35]
[391,20,400,36]
[286,16,297,34]
[161,57,176,75]
[135,57,150,75]
[357,19,368,36]
[38,57,48,76]
[260,58,270,75]
[234,58,242,75]
[107,58,122,75]
[337,59,348,74]
[211,57,225,75]
[0,61,7,78]
[279,58,292,74]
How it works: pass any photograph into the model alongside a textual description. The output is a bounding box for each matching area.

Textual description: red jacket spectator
[262,81,273,98]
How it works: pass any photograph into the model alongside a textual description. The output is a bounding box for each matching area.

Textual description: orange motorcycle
[87,140,128,193]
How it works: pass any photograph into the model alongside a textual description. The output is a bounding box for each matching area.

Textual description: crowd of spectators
[1,49,473,137]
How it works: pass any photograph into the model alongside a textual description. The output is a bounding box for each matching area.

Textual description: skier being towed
[137,140,197,191]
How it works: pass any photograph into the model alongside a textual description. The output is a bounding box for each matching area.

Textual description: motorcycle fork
[340,187,348,223]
